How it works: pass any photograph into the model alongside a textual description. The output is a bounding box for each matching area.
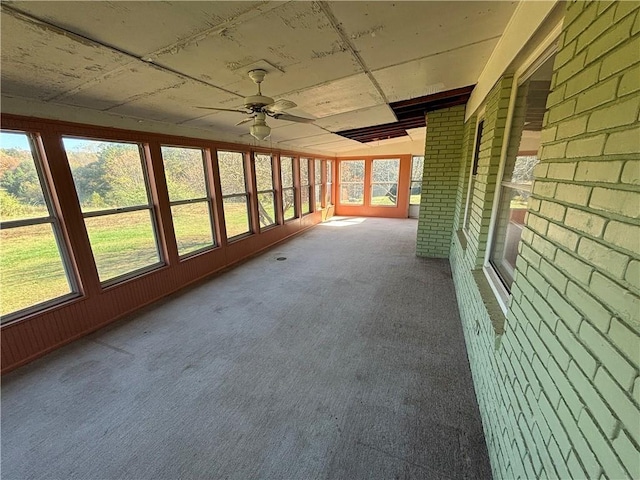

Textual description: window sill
[471,269,506,337]
[455,229,468,250]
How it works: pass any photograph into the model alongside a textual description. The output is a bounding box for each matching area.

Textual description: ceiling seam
[314,1,390,107]
[369,34,504,74]
[1,4,245,102]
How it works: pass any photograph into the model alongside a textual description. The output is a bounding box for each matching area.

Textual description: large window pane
[217,151,247,195]
[162,146,215,256]
[1,224,71,317]
[489,53,555,291]
[257,192,276,227]
[84,210,160,281]
[371,159,399,206]
[326,160,333,205]
[283,188,296,221]
[1,130,75,319]
[340,160,364,205]
[254,154,273,192]
[254,154,276,228]
[300,158,311,214]
[64,138,148,210]
[64,137,161,282]
[281,156,294,188]
[170,202,214,256]
[0,133,47,220]
[301,187,310,215]
[410,156,424,205]
[222,196,250,238]
[218,151,251,239]
[280,156,296,221]
[314,159,322,209]
[162,146,207,202]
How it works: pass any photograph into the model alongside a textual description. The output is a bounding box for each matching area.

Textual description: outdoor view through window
[0,131,75,319]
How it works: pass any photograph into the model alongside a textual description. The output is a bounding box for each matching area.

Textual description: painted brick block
[578,237,629,278]
[578,411,629,479]
[594,367,640,444]
[579,321,637,390]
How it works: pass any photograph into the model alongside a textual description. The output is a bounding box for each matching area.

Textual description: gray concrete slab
[1,217,491,480]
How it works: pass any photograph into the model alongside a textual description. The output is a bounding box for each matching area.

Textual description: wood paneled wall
[0,114,334,373]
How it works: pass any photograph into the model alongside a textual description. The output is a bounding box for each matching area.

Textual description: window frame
[483,44,558,313]
[300,157,312,215]
[63,135,164,287]
[253,152,278,230]
[216,149,253,242]
[325,160,333,206]
[370,158,401,208]
[0,130,80,323]
[409,155,424,207]
[161,144,217,259]
[314,158,323,211]
[463,115,485,235]
[280,155,297,222]
[339,159,366,206]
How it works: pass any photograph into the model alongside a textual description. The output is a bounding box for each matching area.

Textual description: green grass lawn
[1,204,253,317]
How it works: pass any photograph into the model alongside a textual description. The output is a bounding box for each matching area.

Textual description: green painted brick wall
[416,105,466,258]
[448,1,640,479]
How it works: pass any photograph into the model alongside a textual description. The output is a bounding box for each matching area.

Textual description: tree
[0,160,44,206]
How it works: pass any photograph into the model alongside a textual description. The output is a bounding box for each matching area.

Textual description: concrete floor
[1,217,491,480]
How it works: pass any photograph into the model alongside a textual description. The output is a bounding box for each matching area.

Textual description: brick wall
[448,1,639,479]
[416,105,465,257]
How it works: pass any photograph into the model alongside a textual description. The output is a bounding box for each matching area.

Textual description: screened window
[280,156,297,221]
[300,158,312,215]
[254,153,277,228]
[463,121,484,232]
[217,150,251,239]
[314,159,323,210]
[488,52,556,293]
[410,156,424,206]
[371,159,400,206]
[65,137,161,284]
[340,160,365,205]
[326,160,333,205]
[1,131,77,319]
[162,146,215,257]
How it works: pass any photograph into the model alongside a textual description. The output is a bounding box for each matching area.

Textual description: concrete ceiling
[1,1,518,154]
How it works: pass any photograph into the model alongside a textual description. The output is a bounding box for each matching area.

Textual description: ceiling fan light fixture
[250,114,271,140]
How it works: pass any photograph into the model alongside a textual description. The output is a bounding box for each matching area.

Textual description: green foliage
[0,160,45,206]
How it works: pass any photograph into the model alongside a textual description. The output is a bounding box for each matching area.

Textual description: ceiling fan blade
[272,113,315,123]
[263,99,297,113]
[196,107,248,114]
[235,117,255,126]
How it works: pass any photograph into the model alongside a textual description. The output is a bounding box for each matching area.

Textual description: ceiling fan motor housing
[244,95,274,110]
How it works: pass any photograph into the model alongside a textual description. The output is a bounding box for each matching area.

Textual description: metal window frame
[161,145,217,257]
[1,131,80,324]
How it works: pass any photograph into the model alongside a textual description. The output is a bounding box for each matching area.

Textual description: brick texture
[416,105,466,257]
[447,1,640,479]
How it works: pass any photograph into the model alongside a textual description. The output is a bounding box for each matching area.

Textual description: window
[409,156,424,206]
[254,153,277,229]
[280,156,297,221]
[217,150,251,239]
[300,158,312,214]
[314,159,323,210]
[161,146,215,257]
[65,137,162,284]
[326,160,333,205]
[488,52,556,295]
[1,131,77,319]
[463,120,484,231]
[340,160,365,205]
[371,159,400,206]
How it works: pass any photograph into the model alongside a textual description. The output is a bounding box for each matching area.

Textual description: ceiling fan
[199,69,314,141]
